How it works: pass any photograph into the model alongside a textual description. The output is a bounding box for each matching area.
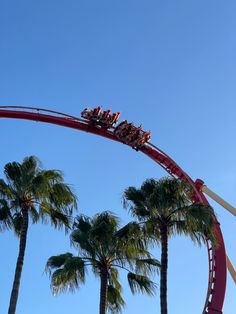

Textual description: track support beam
[201,185,236,217]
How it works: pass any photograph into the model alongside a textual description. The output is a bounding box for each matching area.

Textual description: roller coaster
[0,105,235,314]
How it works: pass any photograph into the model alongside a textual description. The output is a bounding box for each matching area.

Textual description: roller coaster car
[114,120,127,135]
[128,130,151,149]
[136,131,151,146]
[114,121,134,137]
[81,106,102,121]
[114,121,151,149]
[100,111,121,127]
[81,107,121,129]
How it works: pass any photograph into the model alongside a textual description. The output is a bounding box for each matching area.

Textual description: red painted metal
[0,106,227,314]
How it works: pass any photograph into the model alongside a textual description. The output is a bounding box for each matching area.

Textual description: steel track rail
[0,106,227,314]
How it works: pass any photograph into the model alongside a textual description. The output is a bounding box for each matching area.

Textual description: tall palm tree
[46,211,160,314]
[123,177,217,314]
[0,156,77,314]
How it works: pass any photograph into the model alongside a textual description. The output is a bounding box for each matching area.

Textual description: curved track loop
[0,106,226,313]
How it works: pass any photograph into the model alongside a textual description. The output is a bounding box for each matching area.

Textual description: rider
[114,120,128,136]
[137,131,151,146]
[111,112,121,125]
[81,107,91,119]
[121,122,133,137]
[102,109,111,118]
[92,106,102,120]
[128,125,142,142]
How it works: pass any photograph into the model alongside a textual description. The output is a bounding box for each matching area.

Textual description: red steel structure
[0,106,227,314]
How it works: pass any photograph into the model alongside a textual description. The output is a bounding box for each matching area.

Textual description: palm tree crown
[123,177,217,314]
[46,211,160,314]
[0,156,77,314]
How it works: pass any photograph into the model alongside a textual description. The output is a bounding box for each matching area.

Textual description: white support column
[201,185,236,217]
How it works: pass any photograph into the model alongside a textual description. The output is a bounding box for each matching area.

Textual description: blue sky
[0,1,235,313]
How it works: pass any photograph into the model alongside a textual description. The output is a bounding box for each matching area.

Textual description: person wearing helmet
[128,125,142,141]
[111,112,121,125]
[137,131,151,146]
[114,120,128,136]
[81,107,92,119]
[91,106,102,121]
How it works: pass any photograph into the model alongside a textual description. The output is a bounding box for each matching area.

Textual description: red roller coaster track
[0,106,227,314]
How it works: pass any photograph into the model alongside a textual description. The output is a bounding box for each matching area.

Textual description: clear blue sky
[0,1,235,313]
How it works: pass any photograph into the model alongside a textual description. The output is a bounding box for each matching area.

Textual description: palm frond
[46,253,74,271]
[49,210,71,230]
[107,268,125,313]
[107,285,125,313]
[0,199,12,231]
[21,156,40,183]
[127,272,157,296]
[123,187,150,219]
[4,162,22,184]
[39,202,71,229]
[115,222,147,251]
[115,221,142,240]
[0,180,14,198]
[88,212,119,254]
[172,203,217,245]
[70,224,97,258]
[142,220,160,244]
[39,169,63,182]
[29,205,40,224]
[135,258,161,275]
[47,253,86,294]
[73,215,92,232]
[12,212,23,236]
[48,183,77,209]
[109,268,121,288]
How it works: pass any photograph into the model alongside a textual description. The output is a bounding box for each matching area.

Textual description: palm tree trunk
[8,207,29,314]
[160,225,168,314]
[99,267,109,314]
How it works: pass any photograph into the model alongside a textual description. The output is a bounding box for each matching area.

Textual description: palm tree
[123,177,217,314]
[46,211,160,314]
[0,156,77,314]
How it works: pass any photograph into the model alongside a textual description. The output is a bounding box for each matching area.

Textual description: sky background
[0,1,235,313]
